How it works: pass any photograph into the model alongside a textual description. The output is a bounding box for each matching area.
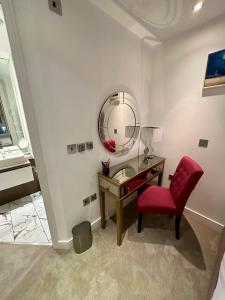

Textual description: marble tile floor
[0,192,51,245]
[0,207,221,300]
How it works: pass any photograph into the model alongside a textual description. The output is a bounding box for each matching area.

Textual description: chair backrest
[170,156,204,214]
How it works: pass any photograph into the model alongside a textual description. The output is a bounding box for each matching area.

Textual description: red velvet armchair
[137,156,204,239]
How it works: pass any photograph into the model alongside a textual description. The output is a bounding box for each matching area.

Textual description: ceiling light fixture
[193,1,204,13]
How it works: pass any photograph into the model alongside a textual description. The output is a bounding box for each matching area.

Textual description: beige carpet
[0,209,221,300]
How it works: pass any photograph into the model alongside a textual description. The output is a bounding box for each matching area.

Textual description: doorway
[0,4,51,245]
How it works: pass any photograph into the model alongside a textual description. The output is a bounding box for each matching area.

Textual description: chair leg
[138,213,143,233]
[175,215,181,240]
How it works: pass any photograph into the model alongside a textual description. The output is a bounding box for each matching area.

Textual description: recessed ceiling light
[193,1,204,13]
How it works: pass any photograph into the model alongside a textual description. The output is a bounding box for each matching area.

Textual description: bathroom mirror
[0,98,12,146]
[0,98,9,135]
[98,92,140,154]
[18,138,29,152]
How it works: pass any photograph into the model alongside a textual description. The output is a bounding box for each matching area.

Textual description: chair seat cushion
[137,186,177,214]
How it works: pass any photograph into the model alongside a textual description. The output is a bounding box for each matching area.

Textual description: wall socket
[83,193,97,206]
[77,143,85,152]
[90,193,97,202]
[198,139,209,148]
[67,144,76,154]
[83,197,90,207]
[48,0,62,15]
[168,174,173,181]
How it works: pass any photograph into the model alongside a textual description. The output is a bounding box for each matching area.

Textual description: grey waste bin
[72,221,92,254]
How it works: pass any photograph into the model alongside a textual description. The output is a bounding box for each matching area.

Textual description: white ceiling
[90,0,225,43]
[115,0,225,41]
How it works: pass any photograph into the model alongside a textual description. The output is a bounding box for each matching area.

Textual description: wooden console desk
[98,155,165,246]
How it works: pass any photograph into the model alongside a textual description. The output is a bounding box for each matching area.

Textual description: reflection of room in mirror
[0,57,30,150]
[0,97,12,146]
[112,166,135,184]
[107,103,135,145]
[98,91,140,155]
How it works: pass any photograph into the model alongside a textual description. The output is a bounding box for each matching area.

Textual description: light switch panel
[67,144,76,154]
[77,143,85,152]
[48,0,62,16]
[86,141,93,150]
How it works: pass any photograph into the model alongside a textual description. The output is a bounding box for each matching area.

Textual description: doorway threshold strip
[0,192,51,244]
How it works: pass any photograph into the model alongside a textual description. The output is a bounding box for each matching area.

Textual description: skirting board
[184,207,224,233]
[54,210,224,249]
[53,217,102,250]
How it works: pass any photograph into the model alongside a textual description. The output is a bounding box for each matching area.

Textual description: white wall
[148,15,225,225]
[11,0,152,242]
[11,0,224,243]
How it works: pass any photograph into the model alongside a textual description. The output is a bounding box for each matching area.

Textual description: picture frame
[204,49,225,88]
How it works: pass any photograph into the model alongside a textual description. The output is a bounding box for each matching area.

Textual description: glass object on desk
[111,166,135,184]
[0,98,12,147]
[139,126,162,161]
[104,155,163,182]
[98,92,140,155]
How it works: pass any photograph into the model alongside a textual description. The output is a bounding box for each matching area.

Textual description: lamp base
[144,155,154,163]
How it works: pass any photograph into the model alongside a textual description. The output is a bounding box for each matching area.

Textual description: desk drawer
[99,178,120,197]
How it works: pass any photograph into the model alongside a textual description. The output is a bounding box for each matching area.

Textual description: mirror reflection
[98,92,140,154]
[0,57,29,150]
[0,85,12,147]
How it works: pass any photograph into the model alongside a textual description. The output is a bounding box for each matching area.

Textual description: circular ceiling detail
[115,0,182,28]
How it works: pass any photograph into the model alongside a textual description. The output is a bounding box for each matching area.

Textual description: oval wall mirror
[98,92,140,155]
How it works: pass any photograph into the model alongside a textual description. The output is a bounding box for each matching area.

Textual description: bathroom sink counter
[0,160,31,173]
[0,146,28,170]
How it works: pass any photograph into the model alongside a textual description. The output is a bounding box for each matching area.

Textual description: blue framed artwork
[204,49,225,87]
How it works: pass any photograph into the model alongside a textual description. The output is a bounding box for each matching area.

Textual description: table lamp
[140,126,162,160]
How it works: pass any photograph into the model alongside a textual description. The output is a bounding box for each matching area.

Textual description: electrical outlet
[83,197,90,207]
[168,174,173,181]
[48,0,62,15]
[67,144,76,154]
[90,193,97,202]
[199,139,209,148]
[77,143,85,152]
[114,129,117,134]
[86,141,93,150]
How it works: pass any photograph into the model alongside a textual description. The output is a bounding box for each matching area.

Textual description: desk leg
[99,190,106,229]
[116,199,123,246]
[158,172,163,186]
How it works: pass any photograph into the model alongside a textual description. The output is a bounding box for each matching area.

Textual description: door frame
[0,0,58,247]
